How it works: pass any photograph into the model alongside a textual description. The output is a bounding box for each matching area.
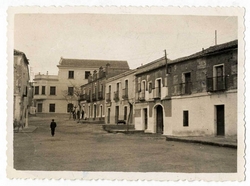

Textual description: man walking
[50,119,57,137]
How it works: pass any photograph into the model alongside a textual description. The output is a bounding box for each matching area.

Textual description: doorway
[143,108,148,130]
[37,103,42,113]
[115,106,119,124]
[216,105,225,136]
[156,105,163,134]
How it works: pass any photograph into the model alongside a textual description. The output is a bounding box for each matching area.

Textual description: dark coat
[50,121,57,129]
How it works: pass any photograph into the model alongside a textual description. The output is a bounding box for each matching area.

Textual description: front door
[156,106,163,134]
[37,103,42,112]
[115,106,119,124]
[143,108,148,130]
[216,105,225,136]
[93,105,96,120]
[107,108,110,124]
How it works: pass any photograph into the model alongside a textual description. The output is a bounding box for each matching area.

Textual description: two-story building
[134,40,237,137]
[33,57,129,113]
[79,61,130,121]
[105,69,137,125]
[14,49,32,128]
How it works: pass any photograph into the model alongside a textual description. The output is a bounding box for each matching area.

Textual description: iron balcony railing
[122,88,128,99]
[86,95,91,102]
[207,76,227,92]
[98,91,104,100]
[113,91,119,101]
[92,93,97,101]
[153,87,161,99]
[138,90,145,101]
[106,92,111,102]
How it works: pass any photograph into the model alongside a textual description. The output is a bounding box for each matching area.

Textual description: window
[49,104,55,112]
[67,103,73,112]
[183,111,189,127]
[68,71,74,79]
[85,71,91,79]
[50,86,56,95]
[42,86,46,95]
[34,86,39,95]
[68,87,74,96]
[183,72,191,94]
[124,106,127,120]
[148,82,152,93]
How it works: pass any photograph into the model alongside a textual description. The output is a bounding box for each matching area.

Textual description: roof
[171,39,238,64]
[58,57,130,69]
[106,69,137,83]
[135,39,237,75]
[14,49,29,65]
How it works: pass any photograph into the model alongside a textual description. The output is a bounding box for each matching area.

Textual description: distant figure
[50,119,57,137]
[77,110,80,120]
[81,110,84,120]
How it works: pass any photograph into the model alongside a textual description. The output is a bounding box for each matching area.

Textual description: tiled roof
[171,39,238,64]
[58,57,130,69]
[14,49,29,64]
[135,39,237,75]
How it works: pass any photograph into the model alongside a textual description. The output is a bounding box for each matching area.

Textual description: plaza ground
[14,114,237,172]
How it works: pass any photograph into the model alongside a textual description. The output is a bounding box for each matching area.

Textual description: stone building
[134,40,238,137]
[79,61,130,121]
[14,49,32,128]
[33,57,128,113]
[105,69,137,125]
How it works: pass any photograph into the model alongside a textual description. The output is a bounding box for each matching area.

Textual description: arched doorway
[156,105,164,134]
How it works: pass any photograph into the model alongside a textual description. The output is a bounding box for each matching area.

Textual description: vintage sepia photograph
[7,6,245,181]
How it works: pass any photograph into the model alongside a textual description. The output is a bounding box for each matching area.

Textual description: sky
[14,14,237,79]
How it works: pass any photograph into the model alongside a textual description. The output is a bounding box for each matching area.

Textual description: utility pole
[164,49,168,74]
[215,30,217,45]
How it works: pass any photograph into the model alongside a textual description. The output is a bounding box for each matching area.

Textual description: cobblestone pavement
[14,114,237,172]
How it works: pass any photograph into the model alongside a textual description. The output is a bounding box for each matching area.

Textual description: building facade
[134,40,237,137]
[105,69,137,125]
[33,57,128,113]
[80,62,130,121]
[14,50,32,127]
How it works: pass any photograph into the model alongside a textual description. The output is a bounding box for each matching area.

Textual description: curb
[166,137,237,149]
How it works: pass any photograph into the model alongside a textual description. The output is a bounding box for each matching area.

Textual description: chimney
[46,71,48,75]
[99,66,104,78]
[93,70,97,80]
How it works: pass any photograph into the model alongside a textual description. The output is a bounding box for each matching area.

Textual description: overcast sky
[14,14,237,78]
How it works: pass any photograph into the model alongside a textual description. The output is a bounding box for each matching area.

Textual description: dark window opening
[42,86,46,95]
[67,103,73,112]
[50,86,56,95]
[68,71,74,79]
[85,71,91,79]
[183,110,189,127]
[35,86,39,95]
[68,87,74,96]
[49,104,55,112]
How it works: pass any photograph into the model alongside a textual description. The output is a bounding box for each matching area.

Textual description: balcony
[122,88,128,99]
[180,82,192,95]
[98,91,104,100]
[92,93,97,101]
[138,90,145,101]
[79,94,86,101]
[153,87,161,99]
[86,95,91,102]
[113,91,119,102]
[207,76,227,92]
[106,92,111,102]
